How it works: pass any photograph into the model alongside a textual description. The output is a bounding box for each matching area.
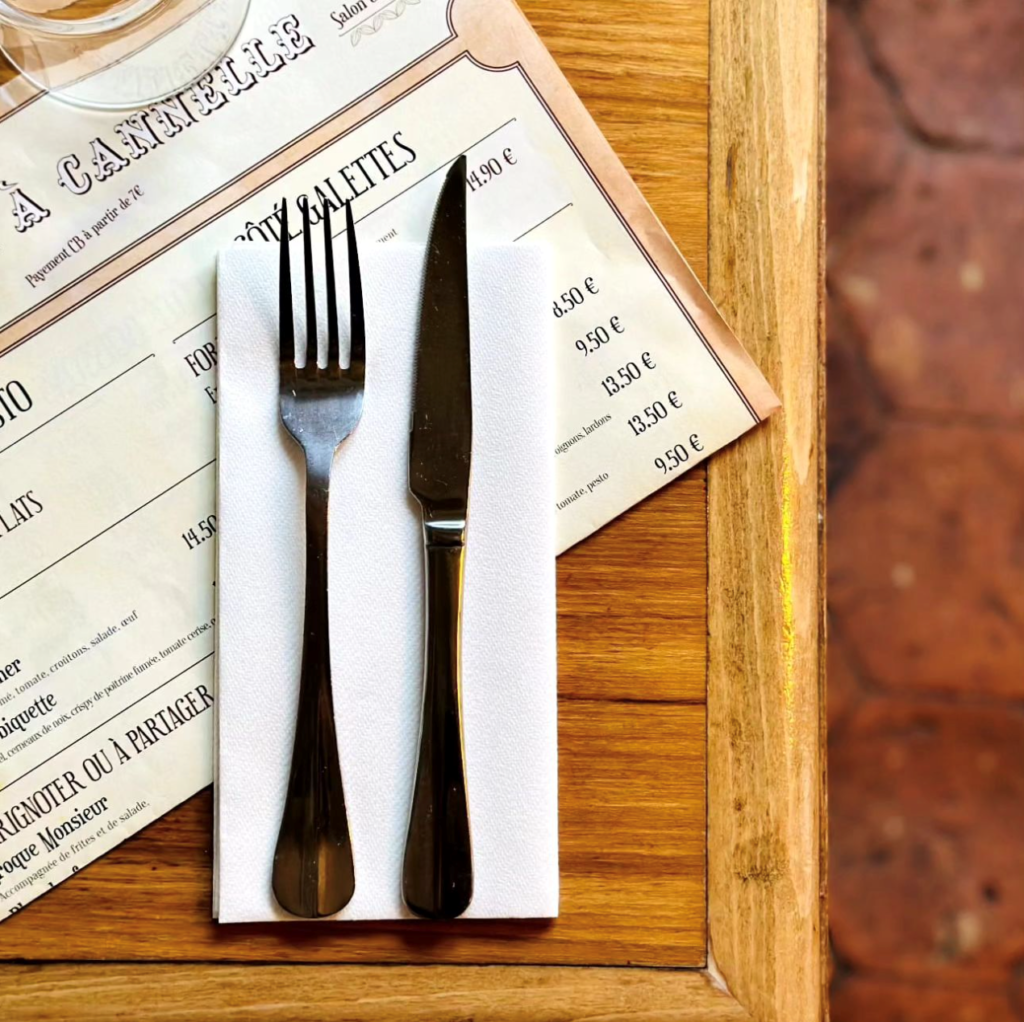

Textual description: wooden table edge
[706,0,827,1020]
[0,0,826,1015]
[0,964,753,1020]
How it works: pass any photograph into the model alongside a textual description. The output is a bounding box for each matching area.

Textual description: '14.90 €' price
[466,148,517,193]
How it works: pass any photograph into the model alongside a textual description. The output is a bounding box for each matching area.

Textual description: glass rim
[0,0,164,38]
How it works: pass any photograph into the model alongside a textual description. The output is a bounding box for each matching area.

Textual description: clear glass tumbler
[0,0,251,110]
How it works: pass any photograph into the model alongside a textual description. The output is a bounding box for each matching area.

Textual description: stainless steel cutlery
[272,196,363,919]
[403,155,474,920]
[271,158,474,920]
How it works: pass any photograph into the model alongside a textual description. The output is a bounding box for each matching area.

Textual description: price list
[552,272,705,482]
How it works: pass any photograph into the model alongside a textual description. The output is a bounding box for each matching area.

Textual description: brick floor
[830,424,1024,699]
[859,0,1024,152]
[826,295,885,489]
[827,0,1024,1015]
[831,700,1024,980]
[833,976,1020,1022]
[827,6,907,240]
[826,618,864,735]
[832,152,1024,421]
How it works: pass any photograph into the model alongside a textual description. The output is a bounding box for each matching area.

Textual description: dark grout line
[557,694,706,707]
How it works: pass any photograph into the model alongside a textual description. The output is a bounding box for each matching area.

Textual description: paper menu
[0,0,777,916]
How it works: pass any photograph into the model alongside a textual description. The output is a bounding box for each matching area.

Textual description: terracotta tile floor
[827,0,1024,1016]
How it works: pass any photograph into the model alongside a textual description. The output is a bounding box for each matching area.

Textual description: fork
[272,195,364,918]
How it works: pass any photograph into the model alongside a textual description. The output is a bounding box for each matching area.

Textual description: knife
[403,155,474,920]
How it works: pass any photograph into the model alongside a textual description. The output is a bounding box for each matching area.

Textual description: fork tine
[346,201,365,378]
[300,196,317,374]
[323,201,340,373]
[279,198,294,369]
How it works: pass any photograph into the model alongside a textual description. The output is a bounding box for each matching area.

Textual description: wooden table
[0,0,825,1018]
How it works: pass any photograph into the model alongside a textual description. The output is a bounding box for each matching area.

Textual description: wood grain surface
[706,0,827,1019]
[0,965,753,1022]
[1,695,706,965]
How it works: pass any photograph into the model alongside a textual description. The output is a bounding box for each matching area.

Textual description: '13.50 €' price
[626,391,682,436]
[600,352,656,396]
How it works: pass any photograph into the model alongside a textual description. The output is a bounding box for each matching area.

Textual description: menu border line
[0,651,215,793]
[0,353,155,458]
[3,50,761,430]
[0,50,486,359]
[44,114,521,392]
[513,201,573,242]
[170,313,217,346]
[0,458,215,603]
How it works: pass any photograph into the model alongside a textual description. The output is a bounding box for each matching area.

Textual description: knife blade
[409,155,472,517]
[403,154,474,920]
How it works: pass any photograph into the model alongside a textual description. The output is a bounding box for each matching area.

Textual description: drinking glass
[0,0,251,110]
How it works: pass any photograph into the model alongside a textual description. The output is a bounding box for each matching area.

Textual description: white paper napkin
[214,239,558,922]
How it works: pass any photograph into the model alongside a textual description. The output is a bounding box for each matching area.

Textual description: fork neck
[302,448,333,661]
[304,447,335,506]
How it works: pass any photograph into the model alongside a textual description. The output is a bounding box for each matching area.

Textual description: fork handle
[403,521,473,919]
[272,466,355,918]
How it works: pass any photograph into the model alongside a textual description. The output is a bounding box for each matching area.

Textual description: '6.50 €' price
[552,276,599,318]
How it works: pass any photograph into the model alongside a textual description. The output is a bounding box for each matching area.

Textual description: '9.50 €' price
[575,315,625,356]
[654,435,705,475]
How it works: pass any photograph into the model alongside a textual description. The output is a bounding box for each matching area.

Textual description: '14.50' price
[183,514,217,552]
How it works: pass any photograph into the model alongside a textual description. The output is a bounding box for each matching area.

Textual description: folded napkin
[214,238,558,922]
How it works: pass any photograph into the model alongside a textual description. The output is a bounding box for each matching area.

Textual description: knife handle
[403,522,473,919]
